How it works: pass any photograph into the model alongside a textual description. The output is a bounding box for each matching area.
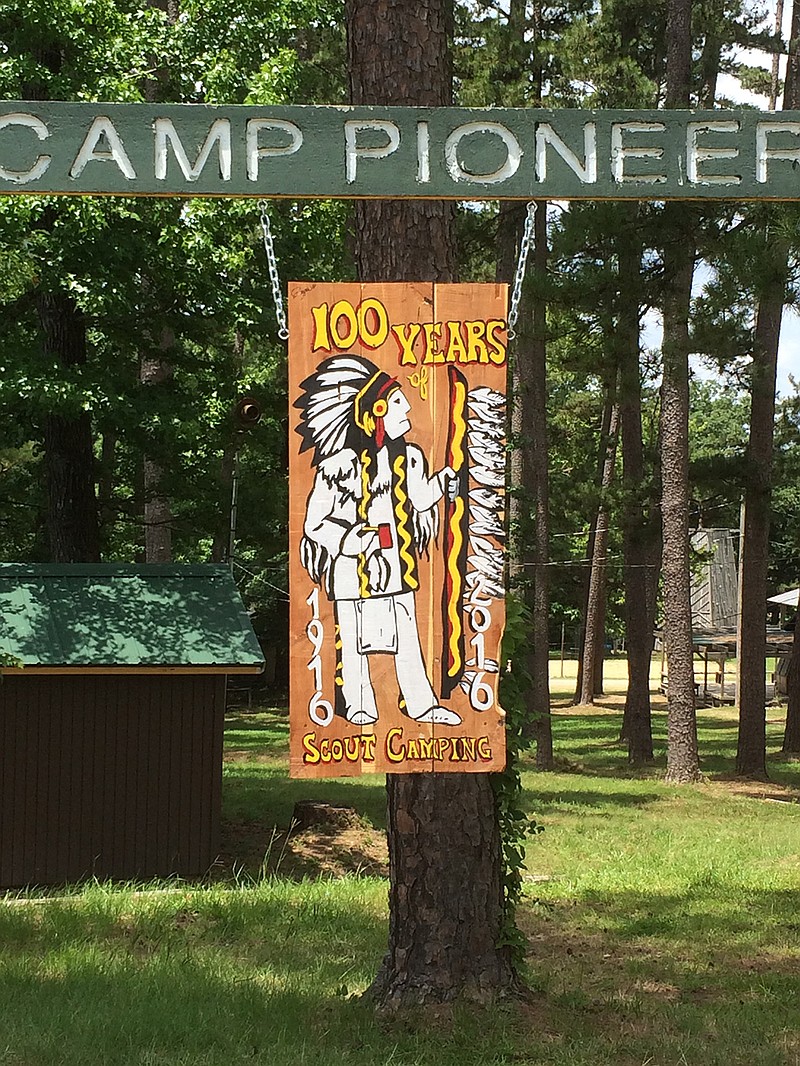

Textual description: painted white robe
[302,443,447,722]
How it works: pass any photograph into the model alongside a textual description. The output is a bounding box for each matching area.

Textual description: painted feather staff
[441,366,470,698]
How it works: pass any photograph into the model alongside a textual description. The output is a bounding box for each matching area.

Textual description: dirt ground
[215,810,389,882]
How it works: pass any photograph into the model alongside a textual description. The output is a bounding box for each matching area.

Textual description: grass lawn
[1,685,799,1065]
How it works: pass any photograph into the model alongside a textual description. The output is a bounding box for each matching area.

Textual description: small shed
[0,563,264,888]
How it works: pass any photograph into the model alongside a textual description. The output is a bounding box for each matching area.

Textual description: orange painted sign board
[288,282,507,776]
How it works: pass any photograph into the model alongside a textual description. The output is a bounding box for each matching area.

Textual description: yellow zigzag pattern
[392,454,418,591]
[358,449,372,598]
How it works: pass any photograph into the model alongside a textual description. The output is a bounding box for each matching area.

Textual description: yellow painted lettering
[466,321,489,363]
[386,727,405,763]
[436,737,451,761]
[331,299,358,348]
[320,738,332,763]
[478,737,493,761]
[362,733,377,761]
[445,321,467,363]
[392,323,422,365]
[311,303,330,352]
[417,737,435,760]
[330,738,343,761]
[358,297,390,348]
[302,732,321,764]
[344,735,360,762]
[422,322,444,364]
[486,319,508,365]
[461,737,477,761]
[407,738,420,760]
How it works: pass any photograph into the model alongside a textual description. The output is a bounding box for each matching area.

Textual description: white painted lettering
[154,117,231,182]
[246,119,303,181]
[535,122,597,183]
[444,121,521,184]
[611,122,666,184]
[416,120,430,183]
[0,113,51,184]
[756,121,800,183]
[687,121,741,185]
[70,116,136,180]
[344,120,400,183]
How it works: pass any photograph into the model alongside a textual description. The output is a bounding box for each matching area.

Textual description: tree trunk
[347,0,517,1006]
[211,443,237,564]
[736,0,800,777]
[139,331,175,563]
[661,0,700,783]
[617,209,655,763]
[575,392,615,704]
[211,333,248,564]
[370,773,514,1005]
[736,287,784,777]
[491,0,552,766]
[98,432,117,553]
[782,623,800,755]
[506,205,553,766]
[37,290,102,563]
[138,0,179,564]
[579,400,619,706]
[660,219,699,782]
[528,203,552,767]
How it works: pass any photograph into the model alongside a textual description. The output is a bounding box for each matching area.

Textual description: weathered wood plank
[2,103,800,200]
[288,282,507,777]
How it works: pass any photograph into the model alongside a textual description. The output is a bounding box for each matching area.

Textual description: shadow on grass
[517,787,665,813]
[1,880,797,1066]
[517,884,800,1066]
[0,886,391,1066]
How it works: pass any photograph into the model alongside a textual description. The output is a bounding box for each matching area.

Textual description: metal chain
[506,201,537,341]
[258,199,289,341]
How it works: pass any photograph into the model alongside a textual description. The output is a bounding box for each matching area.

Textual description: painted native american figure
[294,354,505,729]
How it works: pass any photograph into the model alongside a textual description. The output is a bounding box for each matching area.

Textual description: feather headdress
[294,355,397,465]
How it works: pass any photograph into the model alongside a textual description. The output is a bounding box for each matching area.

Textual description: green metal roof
[0,564,264,671]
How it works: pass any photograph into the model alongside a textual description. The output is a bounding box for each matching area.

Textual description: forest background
[2,0,800,782]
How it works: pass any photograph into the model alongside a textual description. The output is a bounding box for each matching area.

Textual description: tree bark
[504,206,553,765]
[575,391,615,704]
[37,290,102,563]
[736,288,783,777]
[661,0,700,783]
[660,219,700,782]
[137,0,179,564]
[736,0,800,776]
[526,203,553,767]
[782,623,800,755]
[347,0,517,1006]
[139,329,175,563]
[578,399,619,706]
[370,773,514,1005]
[211,443,237,564]
[617,209,655,764]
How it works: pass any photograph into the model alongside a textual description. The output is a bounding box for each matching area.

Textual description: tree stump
[291,800,360,832]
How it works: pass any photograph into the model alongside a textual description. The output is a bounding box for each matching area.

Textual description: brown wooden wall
[0,673,225,887]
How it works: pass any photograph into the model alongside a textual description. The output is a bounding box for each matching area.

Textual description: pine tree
[347,0,518,1006]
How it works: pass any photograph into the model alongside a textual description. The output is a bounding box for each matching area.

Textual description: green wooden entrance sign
[3,102,800,200]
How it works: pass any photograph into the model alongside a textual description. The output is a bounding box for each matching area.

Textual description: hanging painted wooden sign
[288,282,507,776]
[4,102,800,200]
